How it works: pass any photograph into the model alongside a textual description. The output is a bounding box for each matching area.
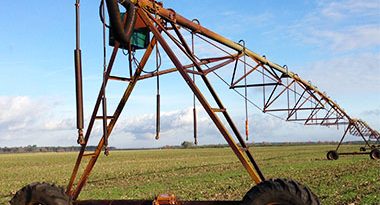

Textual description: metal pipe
[74,0,84,144]
[70,37,158,200]
[169,18,266,181]
[105,0,137,45]
[336,124,351,151]
[192,31,198,145]
[155,93,160,140]
[130,0,352,121]
[138,9,263,183]
[75,0,81,49]
[101,0,109,155]
[67,41,121,196]
[155,42,161,140]
[193,107,197,145]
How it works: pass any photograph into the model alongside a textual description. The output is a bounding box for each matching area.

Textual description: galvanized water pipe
[130,0,352,121]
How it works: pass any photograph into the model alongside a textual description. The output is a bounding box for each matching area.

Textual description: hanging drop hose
[152,11,161,140]
[191,30,198,145]
[105,0,137,45]
[99,0,110,28]
[74,0,85,145]
[239,40,249,141]
[101,0,109,156]
[155,43,161,140]
[102,0,136,148]
[155,90,160,140]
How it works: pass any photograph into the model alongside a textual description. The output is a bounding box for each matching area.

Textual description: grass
[0,145,379,204]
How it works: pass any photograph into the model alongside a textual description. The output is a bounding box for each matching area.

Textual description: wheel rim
[371,149,380,159]
[327,152,332,159]
[327,151,338,160]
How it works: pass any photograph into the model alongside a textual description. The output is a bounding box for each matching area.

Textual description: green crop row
[0,145,379,204]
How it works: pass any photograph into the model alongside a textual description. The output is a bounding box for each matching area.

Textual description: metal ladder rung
[109,75,131,82]
[82,152,96,157]
[186,69,204,76]
[95,116,115,120]
[211,108,226,113]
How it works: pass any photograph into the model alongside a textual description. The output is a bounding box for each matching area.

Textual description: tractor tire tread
[241,178,320,205]
[10,182,72,205]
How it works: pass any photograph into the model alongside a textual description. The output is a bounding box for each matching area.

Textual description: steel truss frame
[67,0,379,202]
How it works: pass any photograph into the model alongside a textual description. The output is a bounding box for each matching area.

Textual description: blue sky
[0,0,379,148]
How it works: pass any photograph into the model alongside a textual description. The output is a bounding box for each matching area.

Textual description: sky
[0,0,379,148]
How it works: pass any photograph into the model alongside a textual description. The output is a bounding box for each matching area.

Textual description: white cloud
[360,108,380,130]
[0,96,46,131]
[319,0,380,20]
[0,96,75,132]
[302,52,380,95]
[362,109,380,117]
[308,25,380,52]
[270,0,380,134]
[287,0,380,52]
[43,118,74,131]
[0,96,219,147]
[112,107,218,145]
[0,95,374,148]
[0,96,76,146]
[250,112,343,142]
[218,11,274,33]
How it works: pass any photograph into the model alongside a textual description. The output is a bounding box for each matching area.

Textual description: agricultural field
[0,144,379,204]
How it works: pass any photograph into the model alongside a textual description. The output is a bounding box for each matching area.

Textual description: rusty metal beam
[67,42,121,195]
[131,2,380,150]
[265,107,324,112]
[137,56,231,81]
[121,2,380,157]
[138,8,264,183]
[232,83,280,88]
[203,56,240,75]
[130,0,353,121]
[66,0,380,201]
[167,19,266,182]
[69,35,158,199]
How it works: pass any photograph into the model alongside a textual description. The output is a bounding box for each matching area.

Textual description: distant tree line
[168,140,367,149]
[0,141,367,153]
[0,145,116,154]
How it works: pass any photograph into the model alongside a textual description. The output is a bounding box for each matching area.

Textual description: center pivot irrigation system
[11,0,380,205]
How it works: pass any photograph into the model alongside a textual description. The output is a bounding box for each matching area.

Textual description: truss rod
[69,36,158,199]
[139,8,265,183]
[131,0,354,122]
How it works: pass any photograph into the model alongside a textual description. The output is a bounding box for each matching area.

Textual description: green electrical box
[130,28,150,49]
[109,13,150,50]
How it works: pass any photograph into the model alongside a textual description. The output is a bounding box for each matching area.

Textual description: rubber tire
[241,178,320,205]
[326,150,339,160]
[10,182,72,205]
[370,149,380,160]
